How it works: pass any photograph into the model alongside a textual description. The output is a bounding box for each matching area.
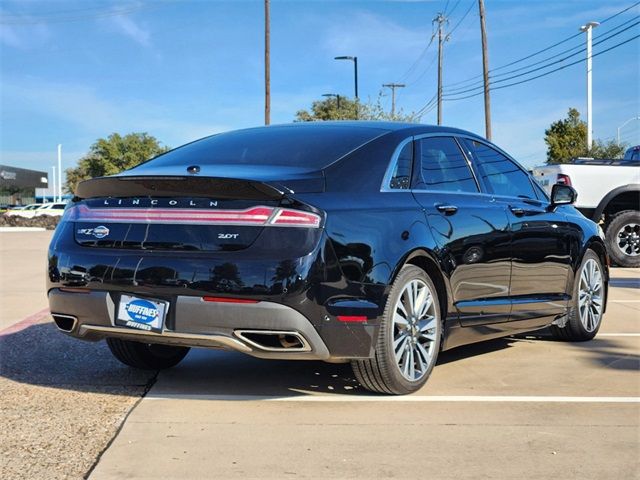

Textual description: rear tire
[352,265,442,395]
[106,338,190,370]
[605,210,640,268]
[551,249,604,341]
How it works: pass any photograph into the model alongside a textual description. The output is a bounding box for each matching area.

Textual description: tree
[544,108,587,164]
[589,139,627,159]
[65,133,169,193]
[544,108,626,164]
[295,96,359,121]
[295,93,420,123]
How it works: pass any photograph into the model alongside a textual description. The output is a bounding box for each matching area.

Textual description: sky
[0,0,639,179]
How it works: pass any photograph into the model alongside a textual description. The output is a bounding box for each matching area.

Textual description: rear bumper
[49,289,331,360]
[47,222,388,360]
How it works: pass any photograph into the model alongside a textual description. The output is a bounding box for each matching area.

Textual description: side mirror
[550,183,577,208]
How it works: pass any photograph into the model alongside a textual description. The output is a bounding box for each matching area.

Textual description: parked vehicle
[33,202,67,217]
[623,145,640,162]
[48,122,608,394]
[4,203,44,218]
[533,154,640,267]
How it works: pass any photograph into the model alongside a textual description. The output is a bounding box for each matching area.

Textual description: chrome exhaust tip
[234,329,311,352]
[51,313,78,333]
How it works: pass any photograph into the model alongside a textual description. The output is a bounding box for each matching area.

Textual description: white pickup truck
[533,146,640,267]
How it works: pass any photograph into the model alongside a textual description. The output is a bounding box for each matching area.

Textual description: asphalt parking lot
[1,230,638,479]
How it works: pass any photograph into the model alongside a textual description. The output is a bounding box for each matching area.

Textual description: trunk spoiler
[75,175,291,200]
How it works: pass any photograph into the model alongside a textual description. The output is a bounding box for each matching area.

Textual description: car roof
[234,121,485,139]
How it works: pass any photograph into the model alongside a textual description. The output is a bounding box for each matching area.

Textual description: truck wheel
[551,250,604,341]
[107,338,190,370]
[605,210,640,267]
[351,265,442,395]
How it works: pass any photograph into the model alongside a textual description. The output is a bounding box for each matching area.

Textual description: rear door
[410,135,512,325]
[463,138,572,321]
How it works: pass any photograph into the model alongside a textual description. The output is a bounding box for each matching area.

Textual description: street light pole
[51,166,56,204]
[322,93,341,110]
[334,56,358,99]
[580,21,599,150]
[617,116,640,145]
[57,144,62,202]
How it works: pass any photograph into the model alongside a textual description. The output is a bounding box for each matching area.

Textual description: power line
[443,0,640,89]
[0,4,161,25]
[449,0,475,35]
[446,0,463,17]
[443,34,640,101]
[445,13,640,94]
[443,19,640,97]
[398,34,436,83]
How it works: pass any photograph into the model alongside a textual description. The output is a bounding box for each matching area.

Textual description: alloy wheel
[392,279,438,381]
[617,222,640,257]
[578,258,604,332]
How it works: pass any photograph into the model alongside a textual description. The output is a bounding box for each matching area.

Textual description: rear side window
[467,140,536,199]
[53,204,66,210]
[143,126,385,170]
[413,137,478,193]
[387,141,413,190]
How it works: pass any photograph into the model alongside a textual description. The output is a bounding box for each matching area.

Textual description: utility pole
[382,83,405,117]
[478,0,491,140]
[434,13,448,125]
[580,21,599,150]
[264,0,271,125]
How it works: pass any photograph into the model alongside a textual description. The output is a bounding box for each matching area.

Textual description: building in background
[0,165,49,207]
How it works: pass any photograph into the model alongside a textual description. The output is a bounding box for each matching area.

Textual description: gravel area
[0,215,60,230]
[0,318,156,479]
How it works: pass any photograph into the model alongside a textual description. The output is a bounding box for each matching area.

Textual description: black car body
[47,122,609,394]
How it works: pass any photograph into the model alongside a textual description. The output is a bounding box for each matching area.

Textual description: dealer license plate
[116,295,168,333]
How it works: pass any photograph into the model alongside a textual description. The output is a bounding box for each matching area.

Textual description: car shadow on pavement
[0,321,156,395]
[3,321,635,399]
[609,277,640,289]
[517,329,640,372]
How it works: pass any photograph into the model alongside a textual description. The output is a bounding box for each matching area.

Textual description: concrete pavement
[0,230,637,479]
[0,230,52,329]
[89,271,640,479]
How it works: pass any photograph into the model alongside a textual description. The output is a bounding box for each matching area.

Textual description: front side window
[467,140,536,199]
[387,141,413,190]
[413,137,478,193]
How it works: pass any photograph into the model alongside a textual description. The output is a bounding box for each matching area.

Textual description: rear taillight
[63,204,321,228]
[556,174,572,186]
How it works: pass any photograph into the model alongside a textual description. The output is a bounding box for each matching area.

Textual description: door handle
[436,204,458,215]
[509,205,525,216]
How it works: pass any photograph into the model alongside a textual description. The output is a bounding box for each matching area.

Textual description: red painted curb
[0,308,51,337]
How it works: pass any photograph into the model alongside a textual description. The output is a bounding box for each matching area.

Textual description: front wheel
[352,265,442,395]
[107,338,190,370]
[551,249,605,341]
[605,210,640,267]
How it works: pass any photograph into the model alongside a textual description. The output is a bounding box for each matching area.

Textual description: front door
[410,135,512,325]
[463,138,572,322]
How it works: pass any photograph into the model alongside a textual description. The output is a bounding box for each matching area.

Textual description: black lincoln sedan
[47,122,608,394]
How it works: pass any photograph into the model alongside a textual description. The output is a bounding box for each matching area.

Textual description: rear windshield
[145,125,385,169]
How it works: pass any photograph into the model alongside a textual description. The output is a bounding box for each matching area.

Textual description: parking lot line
[597,333,640,337]
[145,394,640,403]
